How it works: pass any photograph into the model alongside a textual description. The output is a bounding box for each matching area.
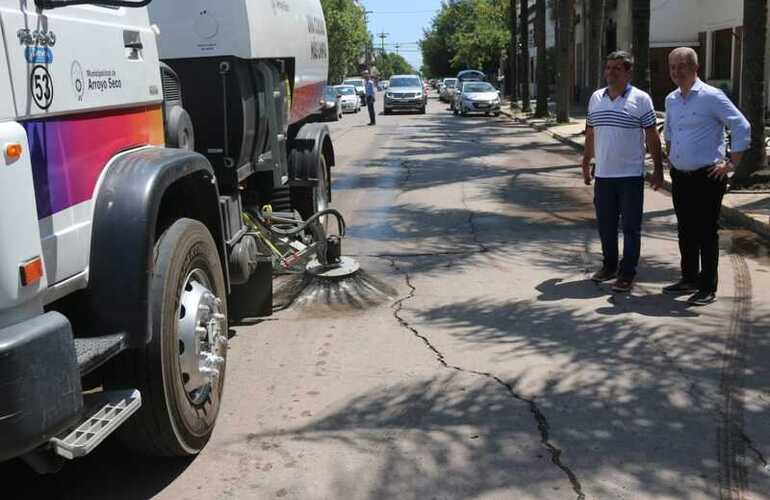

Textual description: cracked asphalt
[6,95,770,499]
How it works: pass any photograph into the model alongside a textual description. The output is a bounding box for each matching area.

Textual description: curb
[500,106,770,241]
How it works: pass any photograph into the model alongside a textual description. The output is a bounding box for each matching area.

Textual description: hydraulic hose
[252,207,347,238]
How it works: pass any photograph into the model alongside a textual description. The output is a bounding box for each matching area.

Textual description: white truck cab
[0,0,338,473]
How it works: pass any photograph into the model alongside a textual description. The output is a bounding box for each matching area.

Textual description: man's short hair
[607,50,634,71]
[668,47,699,67]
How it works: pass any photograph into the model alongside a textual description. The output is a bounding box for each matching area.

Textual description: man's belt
[671,163,717,176]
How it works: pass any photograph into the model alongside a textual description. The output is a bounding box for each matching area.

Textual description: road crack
[460,182,489,254]
[389,259,585,500]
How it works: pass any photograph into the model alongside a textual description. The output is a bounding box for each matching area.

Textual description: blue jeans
[594,176,644,278]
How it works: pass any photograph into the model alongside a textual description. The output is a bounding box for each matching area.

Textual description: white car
[342,77,366,104]
[454,81,501,116]
[335,85,361,113]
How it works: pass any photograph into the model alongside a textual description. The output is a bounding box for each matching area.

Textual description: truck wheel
[106,218,228,456]
[290,152,329,227]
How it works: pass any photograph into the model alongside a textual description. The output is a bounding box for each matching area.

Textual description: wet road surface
[5,95,770,500]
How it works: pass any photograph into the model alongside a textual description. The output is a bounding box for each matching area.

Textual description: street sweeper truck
[0,0,346,473]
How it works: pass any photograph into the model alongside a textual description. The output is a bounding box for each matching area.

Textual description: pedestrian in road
[363,71,376,126]
[582,50,664,292]
[662,47,750,306]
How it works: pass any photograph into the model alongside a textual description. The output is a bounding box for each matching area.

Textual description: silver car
[439,78,458,103]
[453,81,501,116]
[384,74,427,115]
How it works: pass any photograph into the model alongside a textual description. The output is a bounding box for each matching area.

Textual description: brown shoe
[591,267,617,283]
[612,277,634,293]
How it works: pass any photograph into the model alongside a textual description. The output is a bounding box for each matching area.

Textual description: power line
[368,9,436,14]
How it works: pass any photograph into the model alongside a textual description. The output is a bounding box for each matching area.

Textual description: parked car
[381,80,390,90]
[453,81,501,116]
[440,78,458,103]
[321,85,343,121]
[342,77,366,104]
[335,85,361,113]
[384,74,427,115]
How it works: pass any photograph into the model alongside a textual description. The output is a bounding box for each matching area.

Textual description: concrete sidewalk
[501,100,770,240]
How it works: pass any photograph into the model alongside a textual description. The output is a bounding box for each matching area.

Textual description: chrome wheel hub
[178,269,227,405]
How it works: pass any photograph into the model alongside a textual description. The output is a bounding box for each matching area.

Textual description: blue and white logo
[25,47,53,64]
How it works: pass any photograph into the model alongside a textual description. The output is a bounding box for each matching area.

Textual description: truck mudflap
[0,312,82,462]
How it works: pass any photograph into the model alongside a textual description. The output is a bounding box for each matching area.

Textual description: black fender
[89,147,226,348]
[288,122,335,199]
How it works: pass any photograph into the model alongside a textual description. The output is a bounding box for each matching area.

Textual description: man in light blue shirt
[363,70,376,126]
[663,47,750,305]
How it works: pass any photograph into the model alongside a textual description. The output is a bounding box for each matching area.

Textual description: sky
[359,0,444,71]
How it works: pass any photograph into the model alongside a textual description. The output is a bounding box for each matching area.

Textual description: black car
[321,85,343,122]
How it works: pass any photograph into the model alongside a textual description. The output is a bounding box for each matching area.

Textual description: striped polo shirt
[587,84,657,178]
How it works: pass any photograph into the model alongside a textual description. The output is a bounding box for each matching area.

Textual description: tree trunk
[535,0,549,116]
[631,0,651,93]
[588,0,606,91]
[519,0,530,112]
[509,0,518,101]
[735,0,768,180]
[557,0,574,122]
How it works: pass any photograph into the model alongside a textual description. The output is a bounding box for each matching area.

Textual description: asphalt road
[5,94,770,500]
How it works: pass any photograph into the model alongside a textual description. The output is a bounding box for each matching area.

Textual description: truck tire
[105,218,228,456]
[290,153,329,227]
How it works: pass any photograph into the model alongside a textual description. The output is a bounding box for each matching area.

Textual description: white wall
[649,0,702,46]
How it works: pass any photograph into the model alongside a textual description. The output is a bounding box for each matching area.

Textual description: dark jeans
[366,95,376,124]
[594,176,644,278]
[671,167,727,293]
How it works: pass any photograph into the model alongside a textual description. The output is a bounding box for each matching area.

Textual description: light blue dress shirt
[365,80,375,98]
[664,78,750,171]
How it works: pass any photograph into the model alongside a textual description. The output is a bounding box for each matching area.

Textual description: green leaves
[320,0,369,83]
[421,0,511,78]
[376,52,415,79]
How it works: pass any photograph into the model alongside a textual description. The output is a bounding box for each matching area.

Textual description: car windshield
[324,87,337,98]
[390,77,421,88]
[444,79,457,87]
[463,82,495,93]
[337,86,356,95]
[344,79,363,86]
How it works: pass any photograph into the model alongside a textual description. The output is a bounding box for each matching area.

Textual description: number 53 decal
[31,65,54,110]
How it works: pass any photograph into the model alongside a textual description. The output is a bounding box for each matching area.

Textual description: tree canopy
[376,52,415,79]
[421,0,511,79]
[320,0,369,83]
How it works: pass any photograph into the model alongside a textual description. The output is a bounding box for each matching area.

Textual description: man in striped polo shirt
[581,51,664,292]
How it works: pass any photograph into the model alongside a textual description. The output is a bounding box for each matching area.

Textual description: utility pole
[363,9,373,68]
[394,43,401,55]
[378,31,389,53]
